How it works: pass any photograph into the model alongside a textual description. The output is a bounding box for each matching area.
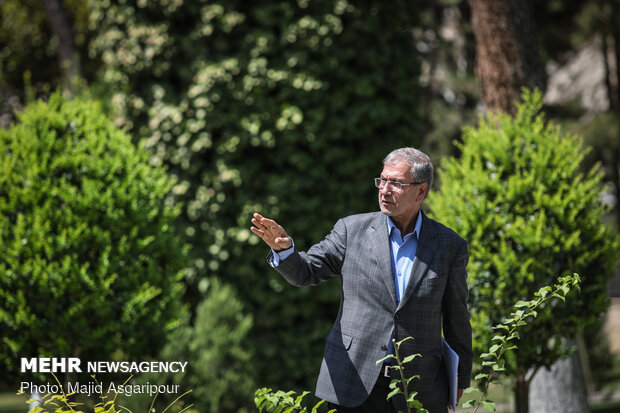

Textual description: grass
[592,400,620,413]
[0,391,27,413]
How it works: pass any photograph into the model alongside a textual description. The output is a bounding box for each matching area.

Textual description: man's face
[378,160,426,226]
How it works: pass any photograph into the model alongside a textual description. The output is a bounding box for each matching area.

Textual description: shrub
[0,93,187,381]
[118,279,255,413]
[429,90,619,408]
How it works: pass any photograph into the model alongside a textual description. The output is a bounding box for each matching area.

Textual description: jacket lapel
[369,213,398,308]
[396,212,438,311]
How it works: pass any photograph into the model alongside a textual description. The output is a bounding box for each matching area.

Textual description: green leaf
[387,387,401,400]
[401,354,420,364]
[312,399,326,412]
[462,399,477,408]
[376,355,395,365]
[492,359,506,371]
[482,399,497,411]
[294,391,310,404]
[507,331,520,340]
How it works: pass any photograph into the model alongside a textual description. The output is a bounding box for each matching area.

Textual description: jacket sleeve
[442,239,474,389]
[267,218,347,287]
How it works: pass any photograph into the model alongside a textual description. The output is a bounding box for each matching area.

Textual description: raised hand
[251,212,292,251]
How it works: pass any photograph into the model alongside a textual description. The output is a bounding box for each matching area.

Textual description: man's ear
[419,183,428,200]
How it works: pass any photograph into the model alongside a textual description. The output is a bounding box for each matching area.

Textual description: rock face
[544,36,609,114]
[529,349,590,413]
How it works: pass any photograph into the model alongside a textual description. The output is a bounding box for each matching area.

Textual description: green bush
[90,0,424,389]
[119,279,254,413]
[429,90,619,398]
[0,93,187,380]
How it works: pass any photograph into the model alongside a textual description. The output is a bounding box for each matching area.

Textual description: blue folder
[442,338,459,411]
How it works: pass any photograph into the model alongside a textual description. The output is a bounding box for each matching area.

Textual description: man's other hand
[251,213,292,251]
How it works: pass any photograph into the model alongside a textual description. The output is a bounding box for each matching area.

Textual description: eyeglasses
[374,177,422,190]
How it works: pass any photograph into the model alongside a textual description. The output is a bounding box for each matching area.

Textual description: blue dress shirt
[385,211,422,356]
[387,213,421,303]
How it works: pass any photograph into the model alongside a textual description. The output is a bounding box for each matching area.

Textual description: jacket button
[381,345,387,351]
[394,314,400,320]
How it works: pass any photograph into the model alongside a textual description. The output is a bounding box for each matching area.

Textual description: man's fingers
[252,214,283,234]
[251,218,271,233]
[259,217,282,233]
[250,226,264,237]
[251,213,266,228]
[253,212,265,220]
[251,218,264,230]
[252,213,274,228]
[251,212,290,250]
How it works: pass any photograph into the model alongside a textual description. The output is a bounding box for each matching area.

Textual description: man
[251,147,472,412]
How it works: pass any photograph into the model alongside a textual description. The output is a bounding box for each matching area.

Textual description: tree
[467,1,609,410]
[90,0,424,389]
[429,90,619,413]
[118,279,255,413]
[0,93,187,383]
[41,0,82,92]
[468,0,544,115]
[0,0,98,130]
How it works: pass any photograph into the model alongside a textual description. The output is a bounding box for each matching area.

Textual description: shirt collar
[386,210,422,240]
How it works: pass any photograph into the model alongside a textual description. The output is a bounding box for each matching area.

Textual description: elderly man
[251,147,472,413]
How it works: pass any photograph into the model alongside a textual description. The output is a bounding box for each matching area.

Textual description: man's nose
[379,184,392,195]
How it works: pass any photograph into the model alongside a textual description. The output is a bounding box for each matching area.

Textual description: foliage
[89,0,424,389]
[429,89,619,384]
[462,274,581,413]
[18,375,192,413]
[255,388,332,413]
[376,337,427,413]
[0,0,95,99]
[118,279,255,413]
[0,93,187,380]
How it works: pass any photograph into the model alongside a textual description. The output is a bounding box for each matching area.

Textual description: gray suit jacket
[270,211,473,411]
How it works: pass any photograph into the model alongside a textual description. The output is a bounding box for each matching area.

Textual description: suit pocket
[417,274,447,299]
[326,329,353,351]
[426,271,444,280]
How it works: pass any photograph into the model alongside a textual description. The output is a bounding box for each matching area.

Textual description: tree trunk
[468,0,544,115]
[514,369,530,413]
[528,348,590,413]
[41,0,81,93]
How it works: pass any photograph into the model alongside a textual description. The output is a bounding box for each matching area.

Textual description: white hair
[383,147,434,197]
